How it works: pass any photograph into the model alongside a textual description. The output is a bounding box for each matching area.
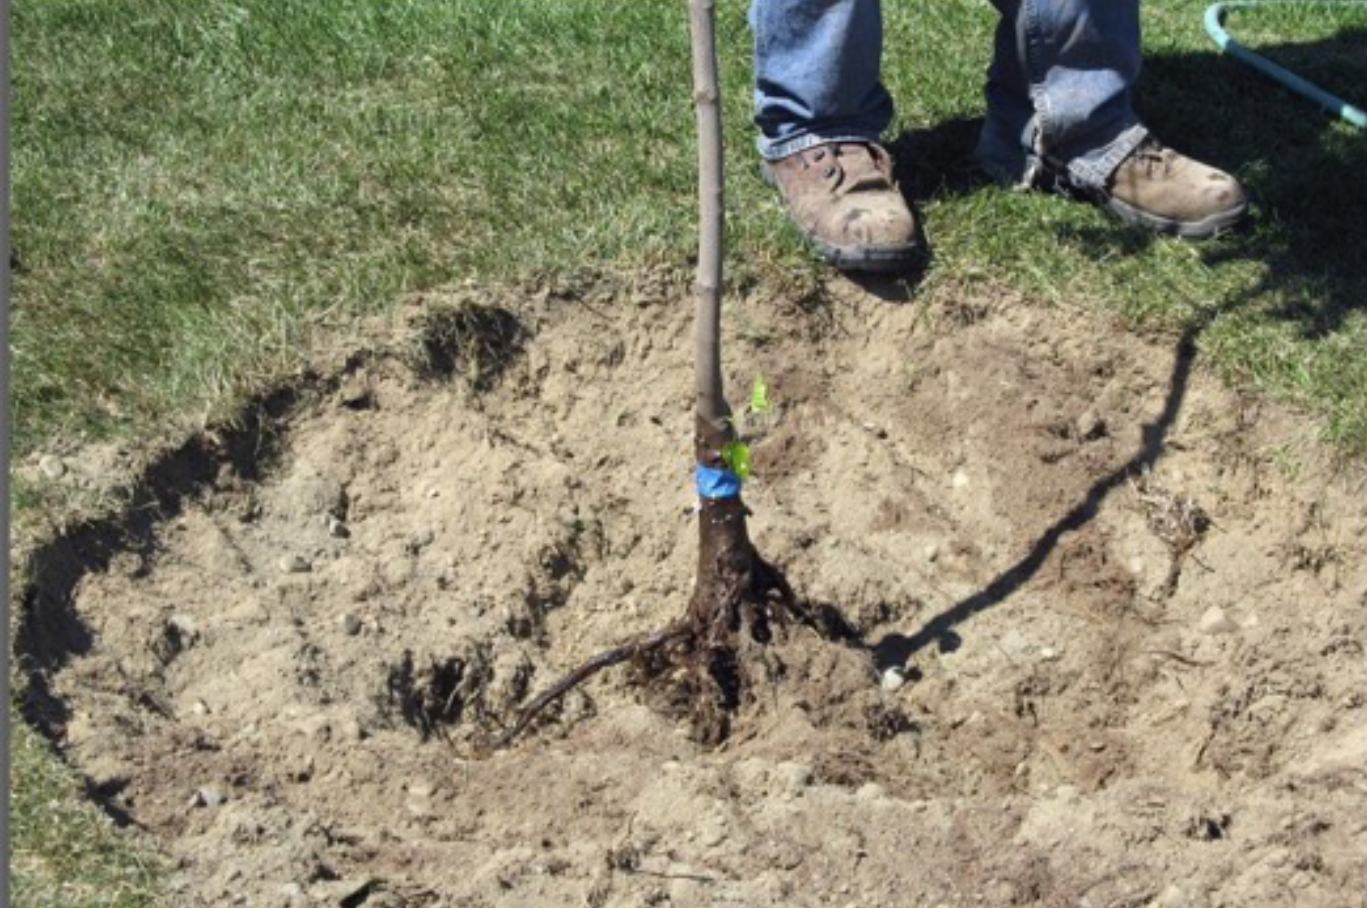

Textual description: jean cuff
[758,129,885,161]
[1060,122,1149,191]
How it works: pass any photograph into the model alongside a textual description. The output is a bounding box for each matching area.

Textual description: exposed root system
[497,497,841,749]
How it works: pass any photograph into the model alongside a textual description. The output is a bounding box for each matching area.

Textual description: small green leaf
[721,441,752,481]
[750,374,770,414]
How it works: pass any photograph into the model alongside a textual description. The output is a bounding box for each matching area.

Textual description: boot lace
[1127,137,1175,178]
[800,143,893,195]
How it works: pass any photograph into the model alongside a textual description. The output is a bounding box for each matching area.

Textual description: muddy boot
[761,142,922,272]
[1100,137,1247,238]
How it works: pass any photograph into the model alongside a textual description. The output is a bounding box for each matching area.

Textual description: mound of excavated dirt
[18,277,1366,908]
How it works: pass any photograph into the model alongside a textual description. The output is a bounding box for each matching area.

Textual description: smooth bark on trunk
[687,0,752,637]
[684,0,788,744]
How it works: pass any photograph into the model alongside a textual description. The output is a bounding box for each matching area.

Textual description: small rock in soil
[39,454,67,479]
[1039,645,1060,661]
[337,374,374,409]
[880,668,906,692]
[406,528,436,552]
[1198,606,1237,635]
[775,761,813,795]
[313,877,383,907]
[280,555,312,574]
[1075,410,1107,441]
[167,613,200,646]
[300,715,331,742]
[340,612,363,636]
[192,786,227,808]
[856,782,887,801]
[327,517,351,539]
[951,469,970,490]
[1154,885,1186,908]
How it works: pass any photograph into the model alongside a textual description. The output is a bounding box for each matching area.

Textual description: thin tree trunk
[689,0,731,462]
[686,0,756,685]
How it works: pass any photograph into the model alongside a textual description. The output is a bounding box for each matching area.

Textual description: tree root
[492,541,850,750]
[492,625,689,749]
[489,443,858,750]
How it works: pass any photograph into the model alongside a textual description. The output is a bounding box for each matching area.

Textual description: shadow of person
[859,24,1363,667]
[1138,25,1366,339]
[870,318,1203,670]
[887,115,990,207]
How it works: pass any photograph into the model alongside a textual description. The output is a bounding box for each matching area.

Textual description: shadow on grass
[888,114,990,206]
[1137,27,1366,338]
[886,28,1365,339]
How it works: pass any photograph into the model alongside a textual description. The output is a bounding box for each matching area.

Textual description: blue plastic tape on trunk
[695,465,742,499]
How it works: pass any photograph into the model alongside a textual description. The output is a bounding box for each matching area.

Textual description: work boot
[761,142,921,272]
[1099,137,1247,238]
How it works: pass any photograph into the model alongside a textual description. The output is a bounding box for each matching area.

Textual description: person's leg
[975,0,1246,237]
[975,0,1146,191]
[751,0,921,270]
[751,0,893,159]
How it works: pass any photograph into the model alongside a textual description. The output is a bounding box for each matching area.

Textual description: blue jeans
[750,0,1149,191]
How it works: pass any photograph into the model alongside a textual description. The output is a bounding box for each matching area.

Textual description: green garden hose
[1205,1,1366,129]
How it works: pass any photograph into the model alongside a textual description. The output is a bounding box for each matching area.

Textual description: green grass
[13,0,1365,461]
[11,712,166,907]
[10,1,1367,901]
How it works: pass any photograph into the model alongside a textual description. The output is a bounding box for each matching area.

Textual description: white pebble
[167,613,200,644]
[1155,885,1186,908]
[856,782,886,801]
[880,667,906,692]
[951,469,970,489]
[1198,606,1237,635]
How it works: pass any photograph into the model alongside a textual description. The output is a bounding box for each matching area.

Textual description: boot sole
[760,161,924,273]
[1104,195,1248,239]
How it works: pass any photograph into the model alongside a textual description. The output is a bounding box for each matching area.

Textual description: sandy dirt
[18,274,1367,908]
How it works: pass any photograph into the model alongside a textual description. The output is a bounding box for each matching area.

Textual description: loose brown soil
[17,275,1366,908]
